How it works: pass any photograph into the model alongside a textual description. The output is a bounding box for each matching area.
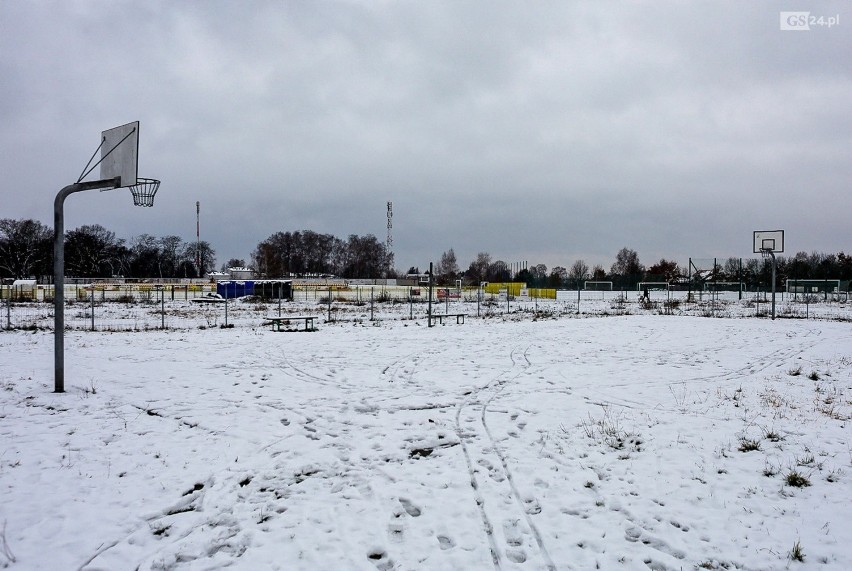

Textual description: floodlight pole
[53,177,120,393]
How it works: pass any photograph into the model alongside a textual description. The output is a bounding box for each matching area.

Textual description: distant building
[228,267,254,280]
[206,267,255,282]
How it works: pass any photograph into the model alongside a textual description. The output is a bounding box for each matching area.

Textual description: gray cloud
[1,1,849,273]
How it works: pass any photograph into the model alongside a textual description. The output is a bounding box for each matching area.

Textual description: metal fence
[0,283,217,302]
[2,288,850,332]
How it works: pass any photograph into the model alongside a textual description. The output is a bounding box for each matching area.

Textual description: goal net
[637,282,668,291]
[786,279,840,294]
[703,281,745,292]
[584,281,613,291]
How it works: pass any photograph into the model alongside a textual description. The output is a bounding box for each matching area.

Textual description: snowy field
[1,311,851,570]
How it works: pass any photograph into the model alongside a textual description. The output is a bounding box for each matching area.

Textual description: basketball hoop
[760,248,772,259]
[127,178,160,207]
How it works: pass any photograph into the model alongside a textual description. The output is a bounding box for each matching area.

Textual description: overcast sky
[1,1,849,273]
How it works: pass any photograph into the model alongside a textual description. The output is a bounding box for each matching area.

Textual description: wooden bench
[428,313,467,326]
[264,315,316,331]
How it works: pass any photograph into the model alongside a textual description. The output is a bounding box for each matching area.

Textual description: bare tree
[0,218,52,279]
[64,224,127,277]
[568,260,589,287]
[466,252,492,283]
[181,241,215,277]
[548,266,567,288]
[530,263,548,286]
[648,258,681,282]
[488,260,510,282]
[436,249,459,284]
[610,247,644,277]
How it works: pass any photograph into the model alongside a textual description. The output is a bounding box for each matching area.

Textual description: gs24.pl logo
[780,12,840,30]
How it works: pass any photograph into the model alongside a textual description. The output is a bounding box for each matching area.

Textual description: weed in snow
[784,470,811,488]
[789,539,805,562]
[738,438,762,452]
[578,406,641,452]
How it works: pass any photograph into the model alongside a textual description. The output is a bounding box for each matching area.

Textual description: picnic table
[263,315,316,331]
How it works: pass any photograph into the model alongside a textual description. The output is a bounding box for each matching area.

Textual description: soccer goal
[637,282,669,291]
[584,281,613,291]
[703,281,746,292]
[786,279,840,295]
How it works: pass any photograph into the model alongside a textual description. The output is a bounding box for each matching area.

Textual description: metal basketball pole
[54,178,120,393]
[760,249,777,320]
[768,250,776,320]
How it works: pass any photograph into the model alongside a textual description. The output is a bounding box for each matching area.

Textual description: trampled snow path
[1,314,851,570]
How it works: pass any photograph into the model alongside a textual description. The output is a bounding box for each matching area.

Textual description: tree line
[0,218,215,280]
[251,230,392,279]
[427,247,852,290]
[2,218,850,289]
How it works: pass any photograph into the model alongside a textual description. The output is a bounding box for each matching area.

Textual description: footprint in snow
[399,498,421,517]
[502,518,523,546]
[505,548,527,563]
[367,549,394,571]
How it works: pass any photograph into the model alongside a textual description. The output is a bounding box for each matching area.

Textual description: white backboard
[753,230,784,253]
[100,121,139,187]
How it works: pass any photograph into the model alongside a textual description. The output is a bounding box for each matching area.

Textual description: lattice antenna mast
[386,201,393,253]
[196,201,201,275]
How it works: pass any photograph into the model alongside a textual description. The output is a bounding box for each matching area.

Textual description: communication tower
[386,201,393,277]
[196,201,201,275]
[386,201,393,253]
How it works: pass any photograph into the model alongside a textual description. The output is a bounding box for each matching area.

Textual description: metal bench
[264,315,316,331]
[428,313,466,326]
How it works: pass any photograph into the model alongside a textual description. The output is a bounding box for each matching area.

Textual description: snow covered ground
[1,310,851,570]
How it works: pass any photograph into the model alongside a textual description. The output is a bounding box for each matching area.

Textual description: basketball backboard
[100,121,139,187]
[753,230,784,253]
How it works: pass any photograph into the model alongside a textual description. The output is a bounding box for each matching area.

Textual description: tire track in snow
[480,345,557,571]
[454,344,556,570]
[572,326,823,413]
